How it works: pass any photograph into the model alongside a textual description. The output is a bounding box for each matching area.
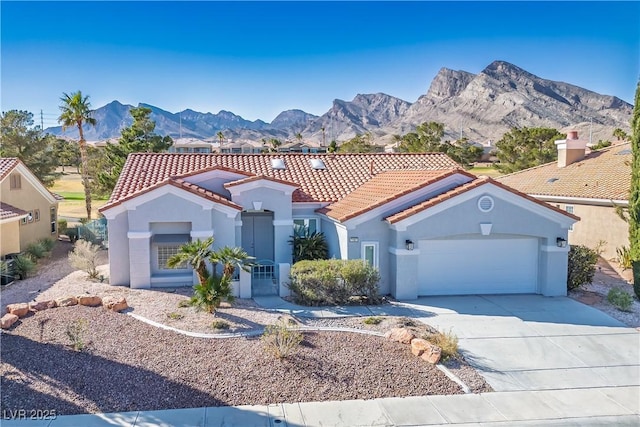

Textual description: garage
[418,237,539,295]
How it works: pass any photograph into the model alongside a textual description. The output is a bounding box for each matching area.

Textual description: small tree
[68,240,101,279]
[495,127,564,173]
[167,237,214,284]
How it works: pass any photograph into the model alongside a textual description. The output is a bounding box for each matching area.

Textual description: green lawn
[469,166,503,178]
[51,173,108,219]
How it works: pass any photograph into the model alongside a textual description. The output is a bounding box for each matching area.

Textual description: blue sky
[2,1,639,128]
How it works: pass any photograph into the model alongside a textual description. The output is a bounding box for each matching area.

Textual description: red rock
[6,303,29,318]
[410,338,431,356]
[420,345,442,364]
[1,313,19,329]
[102,296,128,312]
[77,295,102,307]
[56,297,78,307]
[384,327,415,344]
[29,300,56,312]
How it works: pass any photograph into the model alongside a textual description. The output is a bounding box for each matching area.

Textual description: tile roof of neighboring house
[105,152,461,207]
[0,158,19,180]
[318,170,470,222]
[386,176,580,224]
[0,202,27,221]
[496,143,631,201]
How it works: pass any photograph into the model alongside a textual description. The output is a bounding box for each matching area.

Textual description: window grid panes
[157,245,186,270]
[566,205,574,231]
[294,218,318,234]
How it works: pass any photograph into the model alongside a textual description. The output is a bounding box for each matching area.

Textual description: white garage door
[418,238,538,295]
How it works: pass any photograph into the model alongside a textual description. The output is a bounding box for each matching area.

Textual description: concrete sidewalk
[3,389,638,426]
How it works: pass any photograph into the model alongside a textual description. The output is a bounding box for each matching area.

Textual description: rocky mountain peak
[425,68,475,101]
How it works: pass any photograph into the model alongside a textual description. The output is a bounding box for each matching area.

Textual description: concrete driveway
[407,295,639,410]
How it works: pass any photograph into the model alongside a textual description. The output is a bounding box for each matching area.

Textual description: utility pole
[179,112,182,139]
[40,110,44,130]
[589,117,593,145]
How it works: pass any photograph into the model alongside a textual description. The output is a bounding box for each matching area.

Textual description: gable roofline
[0,202,28,223]
[0,158,58,204]
[318,169,474,223]
[99,177,242,213]
[386,176,580,224]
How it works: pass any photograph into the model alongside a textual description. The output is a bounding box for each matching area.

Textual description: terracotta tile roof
[318,170,471,222]
[0,158,19,180]
[0,202,27,221]
[223,175,299,189]
[101,177,243,212]
[105,152,461,208]
[386,176,580,224]
[496,143,631,201]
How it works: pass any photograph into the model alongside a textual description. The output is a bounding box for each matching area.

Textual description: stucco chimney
[555,130,586,168]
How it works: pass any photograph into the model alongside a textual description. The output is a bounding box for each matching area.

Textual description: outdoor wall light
[405,239,414,251]
[556,237,567,248]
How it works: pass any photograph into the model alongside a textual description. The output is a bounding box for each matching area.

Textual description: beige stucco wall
[554,203,628,261]
[1,170,58,251]
[0,220,21,256]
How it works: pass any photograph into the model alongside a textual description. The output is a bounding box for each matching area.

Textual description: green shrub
[288,259,381,306]
[58,218,68,235]
[607,288,634,312]
[38,237,56,253]
[210,320,230,330]
[66,319,88,351]
[167,312,184,320]
[261,320,303,359]
[66,227,79,243]
[25,242,48,259]
[190,275,234,314]
[13,254,36,279]
[616,246,632,270]
[567,245,599,290]
[177,299,191,308]
[289,226,329,262]
[68,240,101,279]
[363,316,383,325]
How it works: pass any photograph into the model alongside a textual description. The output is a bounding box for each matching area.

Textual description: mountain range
[46,60,633,145]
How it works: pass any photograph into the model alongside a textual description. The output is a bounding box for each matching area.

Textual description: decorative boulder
[102,296,128,312]
[410,338,432,357]
[77,295,102,307]
[384,327,415,344]
[29,300,56,312]
[6,303,29,318]
[56,296,78,307]
[420,345,442,364]
[1,313,19,329]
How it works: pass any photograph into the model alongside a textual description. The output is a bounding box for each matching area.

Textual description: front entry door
[241,212,276,296]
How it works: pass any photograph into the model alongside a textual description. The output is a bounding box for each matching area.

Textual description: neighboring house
[169,138,215,154]
[0,158,59,257]
[498,131,631,261]
[100,152,577,299]
[278,141,326,154]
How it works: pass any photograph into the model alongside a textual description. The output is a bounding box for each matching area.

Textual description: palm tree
[295,132,303,144]
[217,131,225,147]
[58,91,96,219]
[167,237,214,284]
[210,246,254,279]
[613,128,628,141]
[321,126,326,147]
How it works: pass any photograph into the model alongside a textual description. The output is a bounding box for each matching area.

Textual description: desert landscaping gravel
[1,305,465,416]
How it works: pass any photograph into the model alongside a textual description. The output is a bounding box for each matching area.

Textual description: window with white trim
[50,207,57,233]
[293,218,318,234]
[157,245,187,270]
[565,205,574,231]
[362,241,379,269]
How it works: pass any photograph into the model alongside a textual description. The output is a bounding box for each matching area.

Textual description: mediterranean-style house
[498,132,630,261]
[100,152,578,300]
[0,158,59,257]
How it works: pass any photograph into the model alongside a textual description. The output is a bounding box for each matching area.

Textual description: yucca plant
[289,226,329,263]
[13,254,36,279]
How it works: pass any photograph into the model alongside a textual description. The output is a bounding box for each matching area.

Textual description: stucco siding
[553,203,627,260]
[1,172,58,250]
[347,220,391,295]
[0,221,21,256]
[107,212,130,286]
[320,218,343,259]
